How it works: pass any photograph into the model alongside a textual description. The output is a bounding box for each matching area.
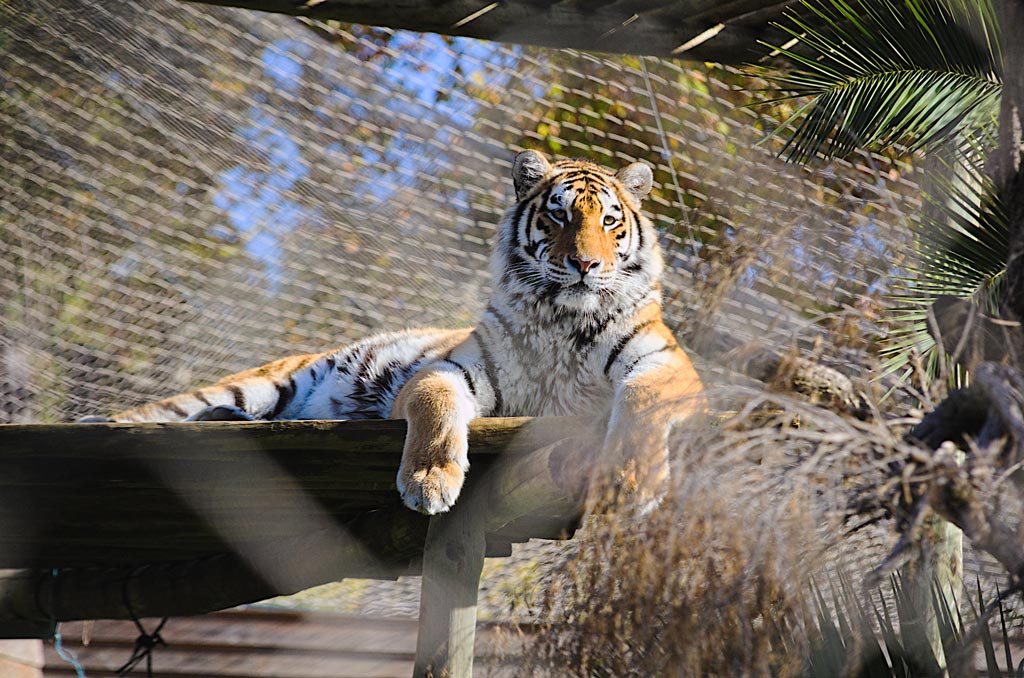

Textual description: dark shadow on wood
[176,0,800,63]
[0,418,590,626]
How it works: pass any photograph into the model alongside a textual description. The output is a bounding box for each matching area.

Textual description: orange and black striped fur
[98,151,704,514]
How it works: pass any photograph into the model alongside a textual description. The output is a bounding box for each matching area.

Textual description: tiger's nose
[567,255,602,275]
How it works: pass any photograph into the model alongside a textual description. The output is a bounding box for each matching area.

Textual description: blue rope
[53,626,87,678]
[50,569,87,678]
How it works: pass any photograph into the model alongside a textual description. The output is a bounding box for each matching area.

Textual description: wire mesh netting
[7,0,1023,658]
[1,0,923,425]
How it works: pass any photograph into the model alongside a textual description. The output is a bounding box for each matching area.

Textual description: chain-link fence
[0,0,924,424]
[9,0,1023,654]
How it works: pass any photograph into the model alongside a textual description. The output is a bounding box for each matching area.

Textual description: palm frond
[759,0,1000,161]
[879,145,1006,385]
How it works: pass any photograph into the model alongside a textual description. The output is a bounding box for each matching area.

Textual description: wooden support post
[413,490,487,678]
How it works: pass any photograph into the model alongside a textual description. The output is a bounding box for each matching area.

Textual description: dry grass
[525,489,820,676]
[507,386,944,676]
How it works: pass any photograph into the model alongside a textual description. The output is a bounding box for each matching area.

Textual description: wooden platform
[0,418,585,565]
[0,417,592,677]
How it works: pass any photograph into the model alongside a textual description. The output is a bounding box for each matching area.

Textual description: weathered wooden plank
[0,417,576,457]
[45,611,534,677]
[0,417,585,568]
[0,417,588,624]
[43,644,417,678]
[174,0,794,63]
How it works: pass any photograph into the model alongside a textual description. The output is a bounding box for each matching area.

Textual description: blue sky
[212,32,520,283]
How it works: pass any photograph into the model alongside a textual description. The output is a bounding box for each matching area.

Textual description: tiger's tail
[108,351,334,423]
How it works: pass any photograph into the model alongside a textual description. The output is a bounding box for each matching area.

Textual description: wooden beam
[0,418,590,625]
[0,417,581,568]
[0,507,426,623]
[174,0,795,62]
[413,489,487,678]
[486,435,591,534]
[407,432,597,678]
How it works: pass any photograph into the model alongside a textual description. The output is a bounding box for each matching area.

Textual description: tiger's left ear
[512,150,552,200]
[616,162,654,202]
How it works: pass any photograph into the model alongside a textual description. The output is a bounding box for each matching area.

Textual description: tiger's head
[495,150,661,314]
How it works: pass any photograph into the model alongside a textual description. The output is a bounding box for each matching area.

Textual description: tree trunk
[902,0,1024,617]
[997,0,1024,331]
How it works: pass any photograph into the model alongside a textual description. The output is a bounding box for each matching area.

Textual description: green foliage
[881,147,1006,386]
[755,0,1008,388]
[761,0,1000,163]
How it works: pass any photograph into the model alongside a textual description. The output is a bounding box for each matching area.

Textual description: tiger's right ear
[512,150,552,200]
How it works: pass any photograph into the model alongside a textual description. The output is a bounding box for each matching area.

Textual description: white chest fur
[480,301,623,418]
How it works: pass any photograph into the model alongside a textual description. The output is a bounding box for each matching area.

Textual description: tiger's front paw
[391,369,474,515]
[397,461,466,515]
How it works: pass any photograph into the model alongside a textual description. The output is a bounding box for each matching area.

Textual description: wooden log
[174,0,792,63]
[682,321,870,418]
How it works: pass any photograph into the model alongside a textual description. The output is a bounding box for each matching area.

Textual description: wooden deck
[0,417,592,677]
[0,418,585,564]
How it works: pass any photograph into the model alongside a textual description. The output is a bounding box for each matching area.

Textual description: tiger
[90,151,704,515]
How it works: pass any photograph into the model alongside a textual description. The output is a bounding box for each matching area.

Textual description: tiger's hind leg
[185,405,256,422]
[77,406,255,422]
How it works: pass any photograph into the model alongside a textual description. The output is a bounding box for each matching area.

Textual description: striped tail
[111,351,334,423]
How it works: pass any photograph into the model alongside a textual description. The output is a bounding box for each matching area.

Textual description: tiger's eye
[603,215,618,227]
[548,209,568,224]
